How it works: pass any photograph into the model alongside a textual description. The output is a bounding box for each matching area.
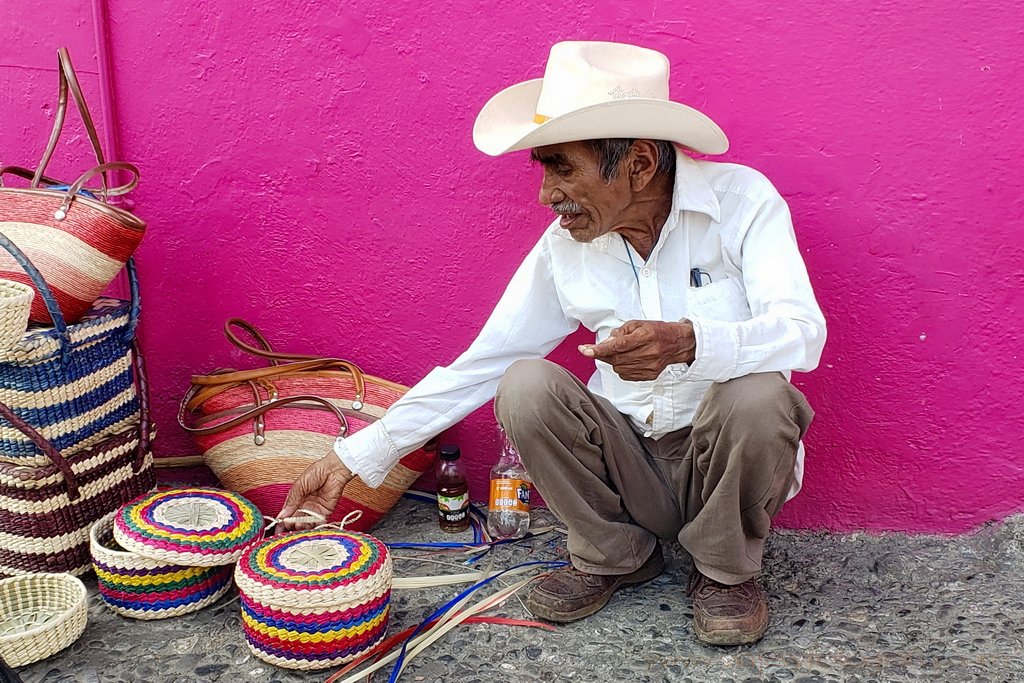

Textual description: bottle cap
[439,444,461,461]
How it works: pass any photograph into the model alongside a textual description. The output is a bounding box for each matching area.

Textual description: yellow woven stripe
[242,609,387,642]
[253,541,373,582]
[127,504,259,544]
[94,565,207,586]
[0,221,120,287]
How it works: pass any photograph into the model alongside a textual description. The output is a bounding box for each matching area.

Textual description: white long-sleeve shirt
[337,151,827,498]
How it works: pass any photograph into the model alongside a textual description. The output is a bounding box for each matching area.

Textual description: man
[281,41,826,646]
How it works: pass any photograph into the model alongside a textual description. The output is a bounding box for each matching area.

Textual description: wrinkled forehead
[529,141,596,166]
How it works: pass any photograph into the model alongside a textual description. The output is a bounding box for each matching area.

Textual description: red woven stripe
[243,619,387,656]
[242,592,389,625]
[98,568,231,604]
[0,191,143,262]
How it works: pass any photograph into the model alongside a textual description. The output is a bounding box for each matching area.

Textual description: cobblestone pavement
[15,498,1024,683]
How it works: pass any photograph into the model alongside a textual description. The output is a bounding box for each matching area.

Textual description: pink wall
[2,1,1021,533]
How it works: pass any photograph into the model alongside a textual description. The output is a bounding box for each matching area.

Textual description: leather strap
[189,358,364,388]
[54,162,140,219]
[33,47,107,188]
[224,317,343,364]
[132,338,152,471]
[0,400,80,500]
[0,165,65,188]
[178,391,350,439]
[179,320,367,442]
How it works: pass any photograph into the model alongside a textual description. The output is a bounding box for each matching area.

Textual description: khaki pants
[494,360,814,585]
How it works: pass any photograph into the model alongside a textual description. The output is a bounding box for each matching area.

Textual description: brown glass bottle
[436,444,470,532]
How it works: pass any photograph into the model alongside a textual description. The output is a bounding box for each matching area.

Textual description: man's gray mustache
[552,200,583,214]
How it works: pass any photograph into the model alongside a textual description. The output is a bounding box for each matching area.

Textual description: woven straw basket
[235,529,392,670]
[0,572,87,667]
[90,511,234,620]
[0,279,32,351]
[181,319,437,531]
[0,242,155,578]
[112,488,264,567]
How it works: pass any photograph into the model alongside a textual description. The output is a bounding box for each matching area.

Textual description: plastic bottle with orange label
[487,430,531,539]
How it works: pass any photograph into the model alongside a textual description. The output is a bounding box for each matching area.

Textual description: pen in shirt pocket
[690,267,711,287]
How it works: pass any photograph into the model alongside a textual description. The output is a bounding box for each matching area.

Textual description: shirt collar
[670,151,722,223]
[566,149,723,260]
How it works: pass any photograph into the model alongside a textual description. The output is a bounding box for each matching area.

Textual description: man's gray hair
[584,139,676,182]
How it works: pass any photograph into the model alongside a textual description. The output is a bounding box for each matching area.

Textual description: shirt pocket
[686,276,751,322]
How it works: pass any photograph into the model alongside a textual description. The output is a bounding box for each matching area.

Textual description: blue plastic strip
[387,559,568,683]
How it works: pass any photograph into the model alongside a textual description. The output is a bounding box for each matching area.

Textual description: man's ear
[628,140,660,192]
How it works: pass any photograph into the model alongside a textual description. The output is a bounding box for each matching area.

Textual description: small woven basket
[112,487,264,567]
[0,279,32,350]
[234,529,392,670]
[90,512,234,620]
[0,572,87,667]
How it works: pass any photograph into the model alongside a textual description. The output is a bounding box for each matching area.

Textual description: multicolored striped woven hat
[234,529,392,670]
[113,488,263,567]
[90,511,233,620]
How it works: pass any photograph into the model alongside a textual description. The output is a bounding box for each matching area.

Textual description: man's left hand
[579,320,696,381]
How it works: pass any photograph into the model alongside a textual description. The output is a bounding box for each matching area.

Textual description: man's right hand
[578,319,696,381]
[278,454,354,532]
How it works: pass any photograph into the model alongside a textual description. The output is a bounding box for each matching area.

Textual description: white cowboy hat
[473,41,729,157]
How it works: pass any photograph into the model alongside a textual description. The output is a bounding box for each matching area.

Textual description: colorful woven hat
[90,511,234,620]
[234,529,392,670]
[113,488,263,566]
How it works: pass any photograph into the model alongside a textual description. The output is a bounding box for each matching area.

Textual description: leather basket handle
[224,318,346,364]
[185,358,366,411]
[52,162,141,220]
[33,47,107,188]
[0,400,80,500]
[178,391,351,441]
[0,165,65,188]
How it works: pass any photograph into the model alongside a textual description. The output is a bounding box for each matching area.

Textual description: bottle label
[438,492,469,522]
[489,479,530,513]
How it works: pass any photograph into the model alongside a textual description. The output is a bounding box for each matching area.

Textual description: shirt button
[641,267,652,277]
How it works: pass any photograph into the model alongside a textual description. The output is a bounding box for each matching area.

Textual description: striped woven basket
[180,319,437,531]
[234,529,392,670]
[0,236,155,578]
[112,487,264,567]
[0,47,144,326]
[90,511,234,620]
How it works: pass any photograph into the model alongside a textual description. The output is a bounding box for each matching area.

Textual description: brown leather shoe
[525,543,665,623]
[688,571,769,646]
